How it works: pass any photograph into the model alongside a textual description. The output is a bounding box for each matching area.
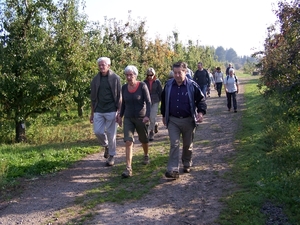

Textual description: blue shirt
[169,80,191,118]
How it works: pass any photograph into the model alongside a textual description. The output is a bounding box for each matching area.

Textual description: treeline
[0,0,252,143]
[215,46,256,71]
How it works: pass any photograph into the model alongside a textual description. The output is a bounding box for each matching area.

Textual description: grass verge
[219,76,300,224]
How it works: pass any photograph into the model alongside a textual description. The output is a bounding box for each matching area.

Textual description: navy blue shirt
[169,80,191,118]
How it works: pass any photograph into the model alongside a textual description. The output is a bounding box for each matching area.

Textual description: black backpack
[226,75,237,83]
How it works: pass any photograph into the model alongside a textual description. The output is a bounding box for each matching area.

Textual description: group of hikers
[90,57,239,179]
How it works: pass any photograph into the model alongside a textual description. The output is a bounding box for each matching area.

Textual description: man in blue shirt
[161,61,207,179]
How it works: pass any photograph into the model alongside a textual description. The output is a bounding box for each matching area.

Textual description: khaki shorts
[123,117,149,143]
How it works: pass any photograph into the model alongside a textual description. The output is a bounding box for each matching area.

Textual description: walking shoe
[154,122,158,133]
[149,131,154,141]
[143,155,150,165]
[165,171,179,179]
[183,166,191,173]
[234,110,237,113]
[121,167,132,178]
[103,146,109,159]
[106,155,114,166]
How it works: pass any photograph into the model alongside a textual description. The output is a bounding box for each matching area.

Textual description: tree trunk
[77,103,83,117]
[16,121,26,142]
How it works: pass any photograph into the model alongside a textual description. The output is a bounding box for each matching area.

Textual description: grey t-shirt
[120,82,151,118]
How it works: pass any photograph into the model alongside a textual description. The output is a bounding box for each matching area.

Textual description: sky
[83,0,279,57]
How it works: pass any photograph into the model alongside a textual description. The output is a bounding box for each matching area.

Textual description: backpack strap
[226,75,237,83]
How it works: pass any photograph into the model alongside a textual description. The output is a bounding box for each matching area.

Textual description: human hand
[117,115,122,127]
[195,113,203,124]
[142,116,150,124]
[89,115,94,124]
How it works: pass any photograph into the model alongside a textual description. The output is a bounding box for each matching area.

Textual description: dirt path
[0,79,246,225]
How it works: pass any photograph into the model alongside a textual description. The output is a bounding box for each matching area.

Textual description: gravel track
[0,79,246,225]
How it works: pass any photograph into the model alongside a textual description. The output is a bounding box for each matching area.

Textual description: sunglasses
[147,74,154,76]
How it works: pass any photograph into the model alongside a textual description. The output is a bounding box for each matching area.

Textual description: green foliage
[215,46,226,62]
[243,60,257,75]
[0,0,222,142]
[0,0,78,141]
[219,77,300,224]
[52,0,92,117]
[256,0,300,121]
[225,48,238,63]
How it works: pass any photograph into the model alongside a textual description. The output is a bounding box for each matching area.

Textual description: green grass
[0,111,98,198]
[0,109,170,224]
[218,75,300,224]
[1,73,300,224]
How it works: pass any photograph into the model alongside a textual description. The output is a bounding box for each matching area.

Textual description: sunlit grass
[219,75,300,224]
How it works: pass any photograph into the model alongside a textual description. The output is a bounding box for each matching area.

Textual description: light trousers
[149,102,159,131]
[93,112,117,156]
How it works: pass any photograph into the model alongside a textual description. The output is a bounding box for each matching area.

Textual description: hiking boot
[103,146,109,159]
[106,155,114,166]
[154,122,158,133]
[122,167,132,178]
[143,155,150,165]
[183,166,191,173]
[149,131,154,141]
[165,171,179,179]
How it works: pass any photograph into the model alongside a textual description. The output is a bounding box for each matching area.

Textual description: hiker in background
[225,63,233,75]
[168,70,174,80]
[193,62,210,98]
[224,68,239,112]
[214,67,224,97]
[161,61,207,179]
[90,57,122,167]
[117,65,151,178]
[144,67,163,141]
[206,69,215,97]
[186,67,194,79]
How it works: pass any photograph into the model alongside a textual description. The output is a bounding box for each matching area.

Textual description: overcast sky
[83,0,279,56]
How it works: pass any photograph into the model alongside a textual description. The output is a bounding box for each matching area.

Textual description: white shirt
[214,72,224,83]
[224,75,239,93]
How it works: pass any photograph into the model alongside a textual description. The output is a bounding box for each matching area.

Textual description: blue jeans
[200,85,207,98]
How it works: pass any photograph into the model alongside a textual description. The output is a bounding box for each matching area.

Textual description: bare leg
[142,143,148,156]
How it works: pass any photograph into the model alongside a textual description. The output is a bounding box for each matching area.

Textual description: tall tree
[215,46,226,62]
[52,0,90,117]
[257,0,300,119]
[0,0,61,142]
[225,48,238,63]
